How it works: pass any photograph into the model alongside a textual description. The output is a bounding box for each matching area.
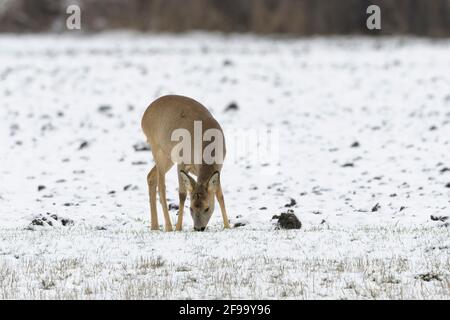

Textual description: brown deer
[141,95,230,231]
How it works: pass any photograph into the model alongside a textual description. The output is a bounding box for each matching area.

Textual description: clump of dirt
[133,142,150,152]
[78,140,89,150]
[371,203,381,212]
[273,210,301,230]
[223,59,233,66]
[430,215,449,222]
[98,105,112,113]
[234,221,247,228]
[232,215,248,228]
[284,198,297,208]
[439,167,450,173]
[341,162,354,168]
[416,273,442,282]
[224,102,239,112]
[27,213,74,230]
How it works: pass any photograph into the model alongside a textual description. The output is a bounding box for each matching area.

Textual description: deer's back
[141,95,225,159]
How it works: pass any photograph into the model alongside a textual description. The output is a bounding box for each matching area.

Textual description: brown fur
[141,95,230,231]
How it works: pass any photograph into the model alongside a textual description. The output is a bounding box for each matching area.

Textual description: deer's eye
[204,207,210,213]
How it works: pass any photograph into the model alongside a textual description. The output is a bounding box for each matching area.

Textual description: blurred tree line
[0,0,449,36]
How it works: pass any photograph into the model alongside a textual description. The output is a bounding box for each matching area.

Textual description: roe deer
[141,95,230,231]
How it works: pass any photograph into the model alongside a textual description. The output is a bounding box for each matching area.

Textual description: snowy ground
[0,32,450,299]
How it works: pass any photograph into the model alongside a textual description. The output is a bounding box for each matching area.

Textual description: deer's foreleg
[175,165,187,231]
[215,182,230,229]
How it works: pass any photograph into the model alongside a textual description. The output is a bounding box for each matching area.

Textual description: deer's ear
[180,170,196,192]
[207,171,220,191]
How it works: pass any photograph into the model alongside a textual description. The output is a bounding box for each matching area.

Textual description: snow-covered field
[0,32,449,299]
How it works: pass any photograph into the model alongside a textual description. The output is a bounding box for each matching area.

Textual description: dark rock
[445,183,450,188]
[351,141,360,148]
[276,211,301,230]
[259,207,267,210]
[37,185,46,192]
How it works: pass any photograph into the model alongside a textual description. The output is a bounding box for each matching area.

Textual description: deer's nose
[194,227,206,232]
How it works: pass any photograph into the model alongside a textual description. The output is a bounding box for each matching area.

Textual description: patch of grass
[0,224,449,299]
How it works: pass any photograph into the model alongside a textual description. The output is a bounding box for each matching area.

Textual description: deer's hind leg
[155,153,174,232]
[147,165,159,230]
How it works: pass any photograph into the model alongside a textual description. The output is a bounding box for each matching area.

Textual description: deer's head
[180,170,219,231]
